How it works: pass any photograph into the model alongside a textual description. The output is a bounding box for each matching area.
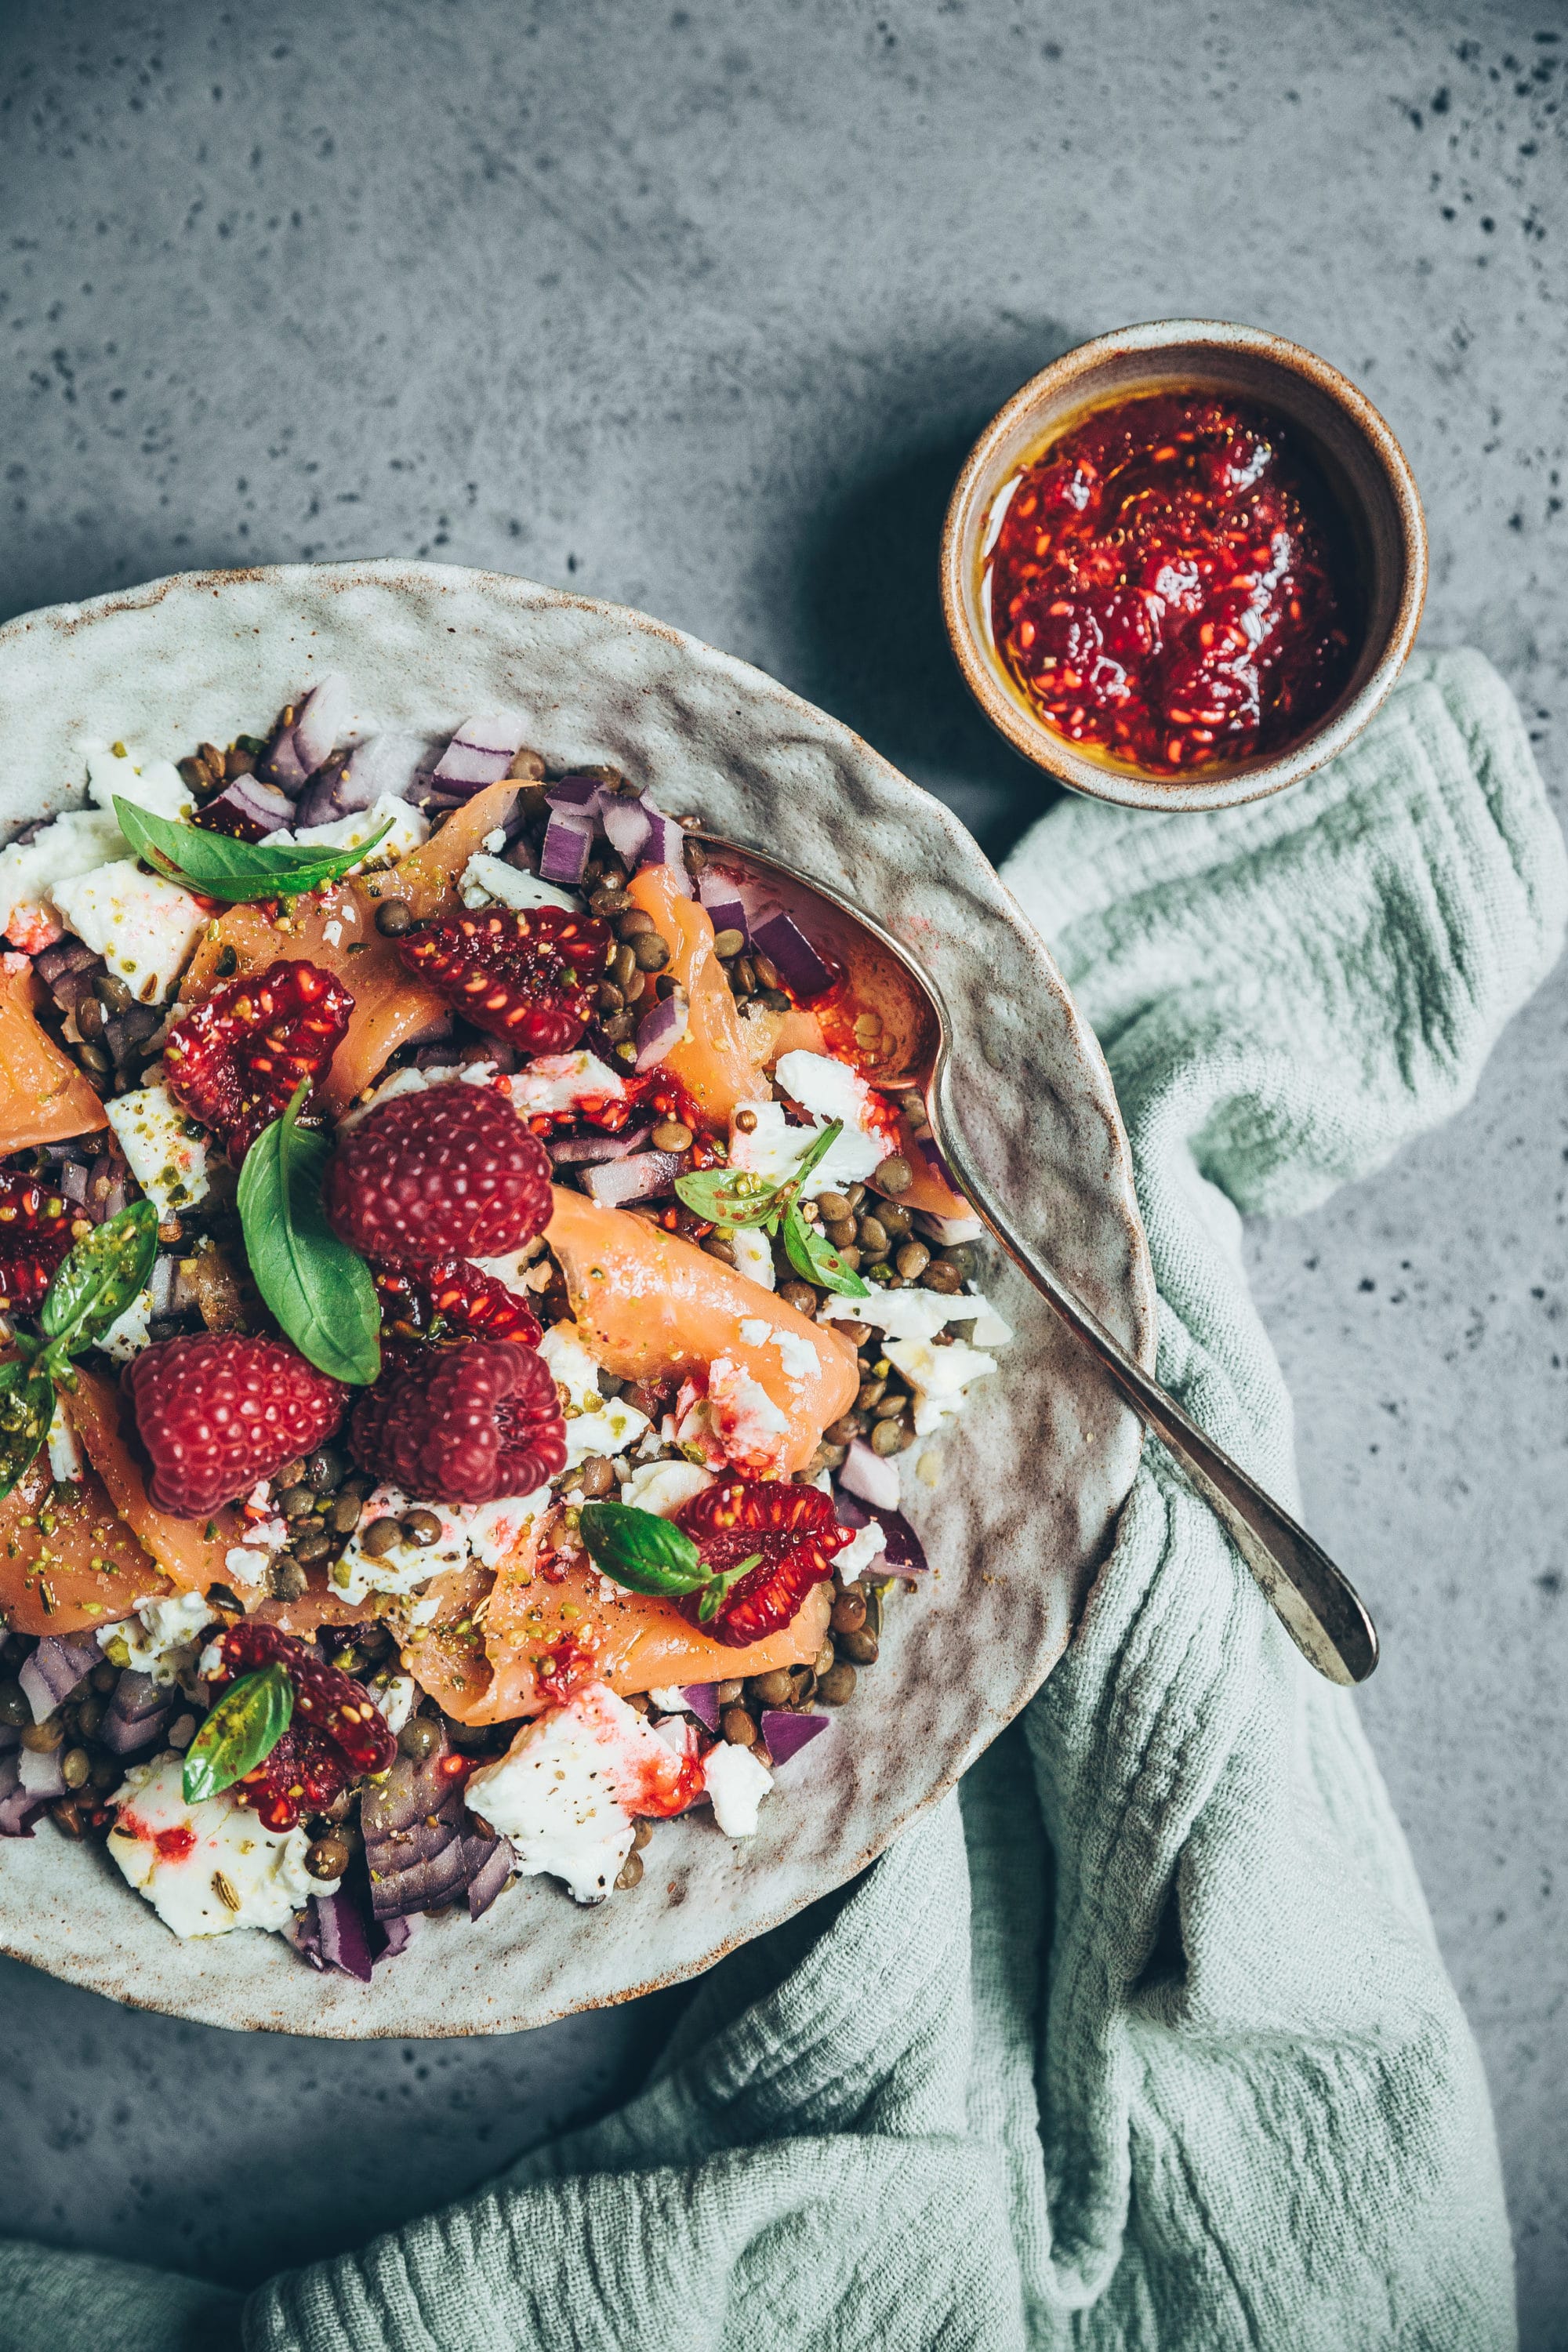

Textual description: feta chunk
[105,1083,210,1218]
[537,1322,651,1468]
[706,1356,790,1472]
[459,852,579,914]
[51,862,207,1004]
[46,1396,85,1483]
[727,1100,814,1188]
[84,740,194,824]
[728,1225,776,1292]
[99,1589,217,1683]
[772,1050,891,1188]
[704,1740,773,1837]
[336,1057,502,1133]
[647,1685,688,1713]
[263,791,428,870]
[883,1331,999,1434]
[466,1682,693,1906]
[835,1519,889,1584]
[506,1051,625,1116]
[99,1284,153,1362]
[0,807,127,938]
[820,1287,1013,1348]
[369,1673,416,1734]
[619,1458,714,1516]
[331,1483,550,1605]
[107,1754,330,1938]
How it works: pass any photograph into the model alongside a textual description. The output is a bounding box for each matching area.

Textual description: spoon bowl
[696,831,1381,1687]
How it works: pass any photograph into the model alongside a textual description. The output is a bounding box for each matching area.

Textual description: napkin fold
[1,648,1558,2352]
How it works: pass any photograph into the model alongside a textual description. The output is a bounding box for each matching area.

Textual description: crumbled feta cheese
[537,1322,651,1468]
[772,1050,891,1188]
[820,1287,1012,1348]
[483,828,507,855]
[736,1316,819,1388]
[263,792,428,869]
[738,1316,770,1347]
[107,1754,331,1938]
[883,1332,999,1434]
[728,1225,776,1292]
[466,1682,691,1905]
[459,853,579,913]
[84,740,194,824]
[506,1051,625,1116]
[331,1483,550,1604]
[321,920,343,947]
[105,1083,210,1218]
[0,806,127,938]
[52,862,208,1004]
[704,1740,773,1836]
[99,1589,216,1683]
[835,1519,888,1584]
[46,1396,85,1483]
[223,1545,273,1586]
[619,1458,714,1516]
[647,1686,688,1713]
[706,1356,790,1471]
[728,1100,815,1188]
[99,1285,153,1361]
[369,1673,416,1734]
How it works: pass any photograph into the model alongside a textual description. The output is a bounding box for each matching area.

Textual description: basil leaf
[0,1363,56,1504]
[672,1167,782,1229]
[40,1200,158,1355]
[114,797,392,903]
[183,1663,293,1803]
[238,1082,381,1385]
[785,1120,844,1196]
[696,1552,760,1622]
[578,1502,707,1595]
[782,1201,869,1298]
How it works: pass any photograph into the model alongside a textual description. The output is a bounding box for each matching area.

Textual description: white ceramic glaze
[0,563,1154,2036]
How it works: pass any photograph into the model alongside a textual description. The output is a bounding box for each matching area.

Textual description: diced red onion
[292,673,353,773]
[680,1684,721,1732]
[0,1755,44,1838]
[760,1709,829,1767]
[637,811,694,894]
[198,774,298,841]
[298,734,431,827]
[915,1134,964,1197]
[601,795,652,866]
[371,1911,426,1961]
[546,1123,652,1167]
[696,870,748,941]
[285,1907,325,1969]
[544,775,604,812]
[749,909,833,1001]
[839,1436,902,1512]
[579,1149,684,1208]
[913,1207,984,1246]
[466,1840,513,1921]
[33,940,97,989]
[432,714,529,793]
[101,1668,172,1755]
[60,1162,89,1206]
[361,1739,502,1920]
[18,1744,68,1799]
[312,1887,374,1982]
[633,993,689,1072]
[20,1634,101,1724]
[833,1486,929,1575]
[539,811,593,887]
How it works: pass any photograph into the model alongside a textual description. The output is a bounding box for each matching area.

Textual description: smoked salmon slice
[0,960,108,1156]
[544,1185,858,1474]
[0,1448,163,1636]
[65,1367,253,1599]
[627,867,757,1124]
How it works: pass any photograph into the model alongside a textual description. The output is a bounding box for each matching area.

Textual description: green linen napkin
[0,647,1558,2351]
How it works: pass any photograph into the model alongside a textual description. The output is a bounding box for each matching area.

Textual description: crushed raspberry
[125,1334,347,1518]
[373,1256,542,1347]
[397,906,608,1054]
[674,1479,851,1648]
[324,1087,553,1264]
[0,1171,75,1312]
[350,1341,567,1507]
[209,1621,396,1833]
[165,960,354,1165]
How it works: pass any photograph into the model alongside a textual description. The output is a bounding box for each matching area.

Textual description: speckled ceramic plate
[0,562,1154,2037]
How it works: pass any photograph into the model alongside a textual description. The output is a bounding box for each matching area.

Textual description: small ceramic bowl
[940,318,1427,813]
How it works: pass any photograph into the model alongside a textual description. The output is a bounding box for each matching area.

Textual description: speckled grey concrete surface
[0,0,1563,2338]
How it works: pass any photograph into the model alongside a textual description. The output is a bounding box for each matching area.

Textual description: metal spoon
[695,833,1380,1687]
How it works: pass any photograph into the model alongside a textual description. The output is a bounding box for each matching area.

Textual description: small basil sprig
[0,1202,158,1503]
[183,1662,293,1803]
[578,1502,761,1622]
[675,1120,867,1298]
[114,796,392,904]
[238,1081,381,1385]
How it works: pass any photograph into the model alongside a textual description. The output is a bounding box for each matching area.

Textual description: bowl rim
[939,317,1428,814]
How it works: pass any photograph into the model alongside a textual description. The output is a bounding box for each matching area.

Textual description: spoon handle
[931,1115,1379,1686]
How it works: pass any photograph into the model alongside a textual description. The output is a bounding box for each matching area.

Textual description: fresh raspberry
[165,960,353,1166]
[349,1341,567,1506]
[125,1334,347,1518]
[0,1171,75,1312]
[324,1087,553,1263]
[674,1479,851,1649]
[373,1256,543,1347]
[397,906,608,1054]
[208,1621,396,1833]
